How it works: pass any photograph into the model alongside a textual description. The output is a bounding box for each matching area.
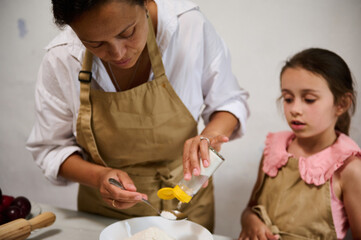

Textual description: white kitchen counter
[28,203,234,240]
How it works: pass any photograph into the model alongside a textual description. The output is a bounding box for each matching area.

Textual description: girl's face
[70,1,148,69]
[281,67,342,140]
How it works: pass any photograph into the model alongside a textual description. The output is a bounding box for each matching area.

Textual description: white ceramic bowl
[99,216,213,240]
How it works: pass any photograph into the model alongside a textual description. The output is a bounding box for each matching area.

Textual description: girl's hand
[98,168,147,209]
[182,134,229,181]
[239,209,280,240]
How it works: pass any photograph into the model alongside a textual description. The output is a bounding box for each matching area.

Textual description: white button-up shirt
[26,0,250,185]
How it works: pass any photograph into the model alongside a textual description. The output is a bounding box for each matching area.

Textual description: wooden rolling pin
[0,211,56,240]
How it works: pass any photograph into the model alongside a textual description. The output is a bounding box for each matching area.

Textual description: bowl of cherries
[0,188,32,225]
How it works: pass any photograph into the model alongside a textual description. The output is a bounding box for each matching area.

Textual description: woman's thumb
[211,135,229,151]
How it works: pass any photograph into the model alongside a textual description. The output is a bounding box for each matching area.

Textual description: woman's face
[70,1,148,69]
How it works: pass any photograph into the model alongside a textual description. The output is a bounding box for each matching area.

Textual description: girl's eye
[304,94,317,103]
[284,98,293,103]
[305,98,316,103]
[282,94,293,103]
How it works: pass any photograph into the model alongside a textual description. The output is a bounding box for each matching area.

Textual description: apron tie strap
[252,205,311,240]
[252,205,280,234]
[157,165,172,179]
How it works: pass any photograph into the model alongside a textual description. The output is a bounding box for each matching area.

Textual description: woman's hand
[182,111,238,181]
[59,153,146,209]
[98,168,147,209]
[182,134,229,181]
[239,208,279,240]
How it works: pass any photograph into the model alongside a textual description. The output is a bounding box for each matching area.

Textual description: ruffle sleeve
[262,131,294,177]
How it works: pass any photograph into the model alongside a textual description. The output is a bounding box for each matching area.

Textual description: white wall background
[0,0,360,239]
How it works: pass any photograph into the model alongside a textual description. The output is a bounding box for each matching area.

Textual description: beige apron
[76,17,215,231]
[252,157,337,239]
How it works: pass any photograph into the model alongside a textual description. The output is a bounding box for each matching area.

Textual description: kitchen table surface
[28,203,235,240]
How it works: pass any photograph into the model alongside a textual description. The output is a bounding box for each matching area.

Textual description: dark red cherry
[11,196,31,218]
[4,206,22,221]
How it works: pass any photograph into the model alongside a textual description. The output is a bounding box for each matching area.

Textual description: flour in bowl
[125,227,175,240]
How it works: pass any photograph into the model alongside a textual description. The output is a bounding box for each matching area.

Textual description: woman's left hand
[182,134,229,183]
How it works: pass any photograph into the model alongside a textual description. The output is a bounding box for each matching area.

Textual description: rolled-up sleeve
[200,18,250,139]
[26,53,82,185]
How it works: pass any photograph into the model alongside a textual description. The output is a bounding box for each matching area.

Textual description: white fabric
[26,0,250,185]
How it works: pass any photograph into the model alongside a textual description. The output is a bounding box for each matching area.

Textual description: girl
[239,48,361,239]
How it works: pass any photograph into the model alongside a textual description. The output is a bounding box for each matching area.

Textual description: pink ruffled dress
[262,131,361,239]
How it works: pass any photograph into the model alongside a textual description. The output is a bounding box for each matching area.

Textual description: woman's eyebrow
[81,21,136,43]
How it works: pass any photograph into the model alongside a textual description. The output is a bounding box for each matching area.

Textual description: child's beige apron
[75,17,214,231]
[252,157,337,239]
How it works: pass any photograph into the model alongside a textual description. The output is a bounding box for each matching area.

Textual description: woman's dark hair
[52,0,145,28]
[280,48,356,135]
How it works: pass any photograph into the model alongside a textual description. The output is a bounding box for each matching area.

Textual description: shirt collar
[45,26,84,63]
[263,131,361,186]
[155,0,199,53]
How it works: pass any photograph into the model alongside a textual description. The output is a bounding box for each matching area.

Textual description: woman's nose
[107,40,126,59]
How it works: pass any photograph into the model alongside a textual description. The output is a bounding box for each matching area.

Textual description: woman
[26,0,249,231]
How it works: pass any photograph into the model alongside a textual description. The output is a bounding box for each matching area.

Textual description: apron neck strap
[78,50,93,83]
[77,50,107,166]
[146,15,166,79]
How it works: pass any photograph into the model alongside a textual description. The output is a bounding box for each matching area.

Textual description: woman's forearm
[58,153,109,188]
[201,111,239,138]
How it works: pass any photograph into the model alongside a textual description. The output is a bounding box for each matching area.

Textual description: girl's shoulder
[327,134,361,180]
[337,154,361,181]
